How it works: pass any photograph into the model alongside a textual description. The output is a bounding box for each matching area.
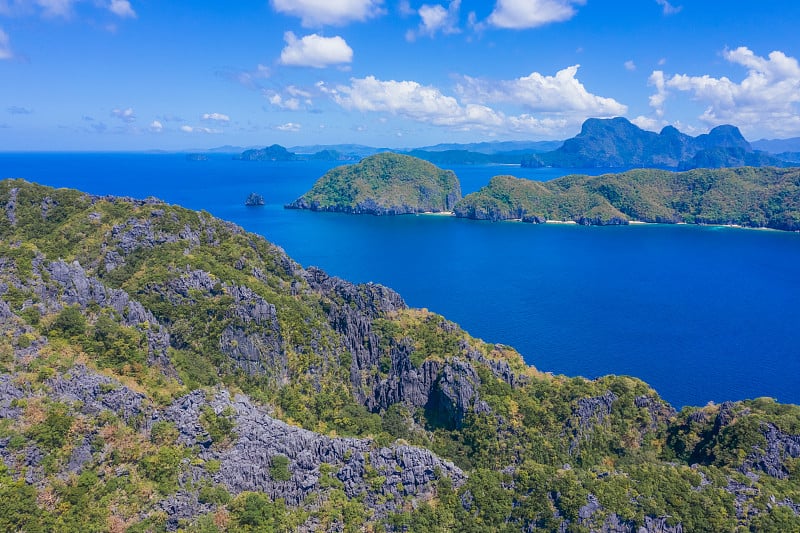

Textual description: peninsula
[454,166,800,230]
[286,152,462,215]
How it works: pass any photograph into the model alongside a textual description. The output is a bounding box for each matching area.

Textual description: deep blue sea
[2,152,799,408]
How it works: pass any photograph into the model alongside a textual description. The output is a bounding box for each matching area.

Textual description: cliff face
[523,117,785,169]
[286,152,462,215]
[1,178,799,532]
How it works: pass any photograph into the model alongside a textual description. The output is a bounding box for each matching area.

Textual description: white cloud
[276,122,301,132]
[267,93,301,110]
[654,46,800,136]
[279,32,353,68]
[201,112,230,122]
[648,70,667,116]
[149,120,163,132]
[487,0,585,29]
[108,0,135,18]
[0,28,12,60]
[630,115,664,132]
[270,0,384,27]
[180,125,220,134]
[111,107,135,122]
[624,60,636,71]
[655,0,682,15]
[328,74,600,136]
[408,0,461,41]
[455,65,627,116]
[36,0,75,18]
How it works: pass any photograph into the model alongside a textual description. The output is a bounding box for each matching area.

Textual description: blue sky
[1,0,800,150]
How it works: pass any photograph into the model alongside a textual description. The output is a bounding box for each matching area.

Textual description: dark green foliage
[150,420,179,445]
[200,406,236,445]
[269,454,291,482]
[140,445,185,494]
[229,492,290,531]
[26,402,73,450]
[198,483,231,505]
[50,305,87,338]
[288,152,462,213]
[455,167,800,230]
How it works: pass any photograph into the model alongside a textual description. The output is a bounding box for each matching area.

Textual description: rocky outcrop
[740,423,800,480]
[568,390,618,455]
[157,389,464,528]
[48,365,149,423]
[42,259,174,373]
[5,186,17,226]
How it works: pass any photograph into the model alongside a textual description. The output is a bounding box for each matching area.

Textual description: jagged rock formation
[522,117,786,169]
[0,178,798,531]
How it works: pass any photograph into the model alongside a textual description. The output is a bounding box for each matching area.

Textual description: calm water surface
[2,152,798,408]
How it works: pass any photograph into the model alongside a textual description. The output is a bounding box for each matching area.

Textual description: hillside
[522,117,786,169]
[0,179,799,531]
[454,166,800,230]
[286,152,462,215]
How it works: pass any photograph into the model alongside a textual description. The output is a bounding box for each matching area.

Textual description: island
[286,152,462,215]
[1,178,799,531]
[454,166,800,230]
[522,117,786,169]
[244,192,265,206]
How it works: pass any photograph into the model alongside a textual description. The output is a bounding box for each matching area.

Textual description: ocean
[1,152,799,408]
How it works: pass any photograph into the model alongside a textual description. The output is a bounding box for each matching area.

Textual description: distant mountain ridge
[523,117,786,169]
[752,137,800,154]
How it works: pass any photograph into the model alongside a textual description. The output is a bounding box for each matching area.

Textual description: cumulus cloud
[326,74,601,136]
[180,125,220,134]
[630,115,664,132]
[487,0,585,29]
[201,112,230,122]
[651,46,800,136]
[624,60,636,71]
[268,93,301,110]
[279,32,353,68]
[270,0,383,27]
[276,122,301,132]
[0,28,12,60]
[655,0,681,15]
[149,120,163,132]
[111,107,135,122]
[108,0,135,18]
[407,0,461,41]
[455,65,627,116]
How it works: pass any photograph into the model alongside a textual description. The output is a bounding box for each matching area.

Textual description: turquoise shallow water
[2,152,799,408]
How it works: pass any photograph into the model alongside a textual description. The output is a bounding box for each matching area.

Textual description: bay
[1,152,799,408]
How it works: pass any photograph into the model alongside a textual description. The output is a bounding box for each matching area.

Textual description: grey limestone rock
[48,365,149,423]
[159,390,464,518]
[740,423,800,479]
[43,260,174,373]
[5,186,17,226]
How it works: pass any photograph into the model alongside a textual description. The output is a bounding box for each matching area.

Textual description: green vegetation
[454,167,800,230]
[287,152,462,214]
[0,178,798,531]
